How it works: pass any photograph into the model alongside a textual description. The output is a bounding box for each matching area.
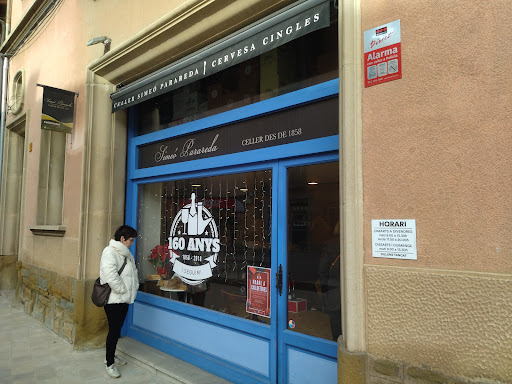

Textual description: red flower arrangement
[147,244,173,278]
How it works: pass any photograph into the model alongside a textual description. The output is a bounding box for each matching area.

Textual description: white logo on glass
[168,193,219,285]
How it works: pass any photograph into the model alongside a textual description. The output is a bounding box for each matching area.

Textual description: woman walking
[99,225,139,378]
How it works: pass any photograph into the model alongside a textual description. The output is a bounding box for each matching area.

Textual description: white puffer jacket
[99,239,139,304]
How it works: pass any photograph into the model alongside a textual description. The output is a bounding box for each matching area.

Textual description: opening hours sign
[372,219,417,260]
[364,19,402,87]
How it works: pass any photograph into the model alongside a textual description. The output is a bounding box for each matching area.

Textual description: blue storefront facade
[6,0,509,382]
[111,1,342,382]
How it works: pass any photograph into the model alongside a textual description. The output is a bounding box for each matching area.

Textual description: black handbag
[91,257,128,307]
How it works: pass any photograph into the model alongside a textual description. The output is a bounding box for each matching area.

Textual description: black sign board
[111,0,330,112]
[138,97,338,169]
[41,86,76,134]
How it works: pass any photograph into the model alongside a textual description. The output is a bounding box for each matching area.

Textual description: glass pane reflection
[137,170,271,324]
[135,15,338,136]
[287,161,340,341]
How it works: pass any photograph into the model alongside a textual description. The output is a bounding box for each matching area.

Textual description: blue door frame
[121,79,340,384]
[276,155,339,384]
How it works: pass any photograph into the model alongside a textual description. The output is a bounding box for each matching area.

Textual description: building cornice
[88,0,295,86]
[0,0,55,56]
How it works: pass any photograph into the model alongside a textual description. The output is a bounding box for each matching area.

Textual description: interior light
[191,184,201,187]
[240,188,249,192]
[308,182,319,185]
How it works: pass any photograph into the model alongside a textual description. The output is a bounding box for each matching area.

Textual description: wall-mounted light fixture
[86,36,111,55]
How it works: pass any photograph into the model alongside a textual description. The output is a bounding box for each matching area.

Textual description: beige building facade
[0,0,510,383]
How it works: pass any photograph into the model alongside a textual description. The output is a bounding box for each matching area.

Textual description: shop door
[275,155,340,384]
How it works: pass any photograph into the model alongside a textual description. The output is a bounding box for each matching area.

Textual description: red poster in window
[246,266,271,318]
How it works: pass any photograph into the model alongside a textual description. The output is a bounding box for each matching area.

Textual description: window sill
[30,225,66,237]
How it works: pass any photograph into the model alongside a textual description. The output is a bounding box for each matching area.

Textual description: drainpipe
[0,20,5,44]
[5,0,11,36]
[0,54,9,199]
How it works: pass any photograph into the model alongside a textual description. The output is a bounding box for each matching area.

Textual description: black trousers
[104,303,129,366]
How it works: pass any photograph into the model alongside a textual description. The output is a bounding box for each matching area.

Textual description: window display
[137,170,272,323]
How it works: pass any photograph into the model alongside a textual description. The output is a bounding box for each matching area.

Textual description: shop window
[135,12,338,136]
[35,129,66,225]
[137,170,272,323]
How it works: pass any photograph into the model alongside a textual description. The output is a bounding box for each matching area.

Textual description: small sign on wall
[372,219,417,260]
[39,84,77,133]
[364,19,402,87]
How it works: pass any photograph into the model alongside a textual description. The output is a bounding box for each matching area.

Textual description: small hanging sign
[39,84,77,133]
[364,19,402,87]
[246,265,271,318]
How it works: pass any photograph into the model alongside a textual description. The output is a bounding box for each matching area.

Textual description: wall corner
[339,341,367,384]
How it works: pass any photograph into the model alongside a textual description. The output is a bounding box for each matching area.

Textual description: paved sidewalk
[0,294,231,384]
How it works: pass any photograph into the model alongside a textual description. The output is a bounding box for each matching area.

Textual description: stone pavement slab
[0,293,231,384]
[117,338,232,384]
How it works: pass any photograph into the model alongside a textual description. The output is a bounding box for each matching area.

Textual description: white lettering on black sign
[111,2,330,112]
[138,97,337,169]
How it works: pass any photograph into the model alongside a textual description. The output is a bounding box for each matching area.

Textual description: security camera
[86,36,112,55]
[86,36,111,46]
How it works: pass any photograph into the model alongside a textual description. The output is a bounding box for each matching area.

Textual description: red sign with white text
[246,266,271,318]
[364,20,402,87]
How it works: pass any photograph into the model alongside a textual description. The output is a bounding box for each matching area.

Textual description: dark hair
[114,225,137,241]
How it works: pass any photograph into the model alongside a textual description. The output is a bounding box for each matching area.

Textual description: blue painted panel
[136,291,272,338]
[283,329,338,357]
[132,302,269,376]
[128,326,270,384]
[288,346,337,384]
[275,153,340,383]
[268,162,280,384]
[276,158,289,384]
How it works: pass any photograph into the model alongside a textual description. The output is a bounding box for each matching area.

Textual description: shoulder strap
[118,257,128,275]
[329,254,341,272]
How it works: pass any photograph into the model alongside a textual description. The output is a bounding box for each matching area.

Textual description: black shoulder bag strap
[118,257,128,275]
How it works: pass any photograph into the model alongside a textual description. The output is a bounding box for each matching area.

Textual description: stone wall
[0,255,18,290]
[17,262,76,343]
[367,355,503,384]
[365,267,512,383]
[16,261,109,349]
